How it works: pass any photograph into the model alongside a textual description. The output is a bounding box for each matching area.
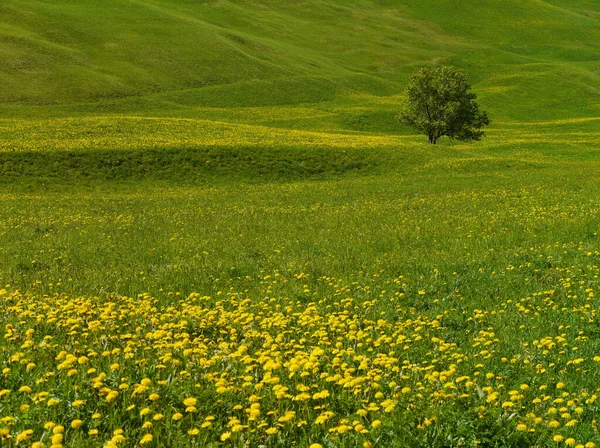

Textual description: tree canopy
[399,66,490,144]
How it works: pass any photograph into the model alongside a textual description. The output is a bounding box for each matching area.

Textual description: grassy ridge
[0,145,383,184]
[1,114,599,184]
[1,0,599,127]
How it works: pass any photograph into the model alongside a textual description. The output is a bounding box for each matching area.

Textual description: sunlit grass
[1,116,600,447]
[3,234,600,447]
[1,0,600,446]
[2,114,600,155]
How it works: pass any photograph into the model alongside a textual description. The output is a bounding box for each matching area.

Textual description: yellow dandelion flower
[112,434,126,444]
[183,397,197,407]
[487,392,499,403]
[16,429,33,442]
[106,391,119,403]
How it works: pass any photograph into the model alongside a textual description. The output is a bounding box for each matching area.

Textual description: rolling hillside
[3,3,600,447]
[1,0,598,127]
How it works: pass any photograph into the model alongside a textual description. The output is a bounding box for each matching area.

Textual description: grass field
[1,0,600,447]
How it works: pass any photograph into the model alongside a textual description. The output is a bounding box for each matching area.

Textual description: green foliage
[399,66,490,144]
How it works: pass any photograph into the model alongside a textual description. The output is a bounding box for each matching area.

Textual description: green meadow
[1,1,600,447]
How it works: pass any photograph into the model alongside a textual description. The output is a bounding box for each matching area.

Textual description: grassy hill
[4,3,600,448]
[1,0,598,124]
[1,0,598,183]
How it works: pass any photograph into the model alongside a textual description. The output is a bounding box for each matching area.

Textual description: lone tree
[399,66,490,144]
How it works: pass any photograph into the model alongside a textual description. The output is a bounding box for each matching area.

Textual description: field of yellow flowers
[2,115,600,447]
[2,0,600,443]
[3,261,600,447]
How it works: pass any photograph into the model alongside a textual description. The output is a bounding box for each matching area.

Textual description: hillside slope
[0,0,599,133]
